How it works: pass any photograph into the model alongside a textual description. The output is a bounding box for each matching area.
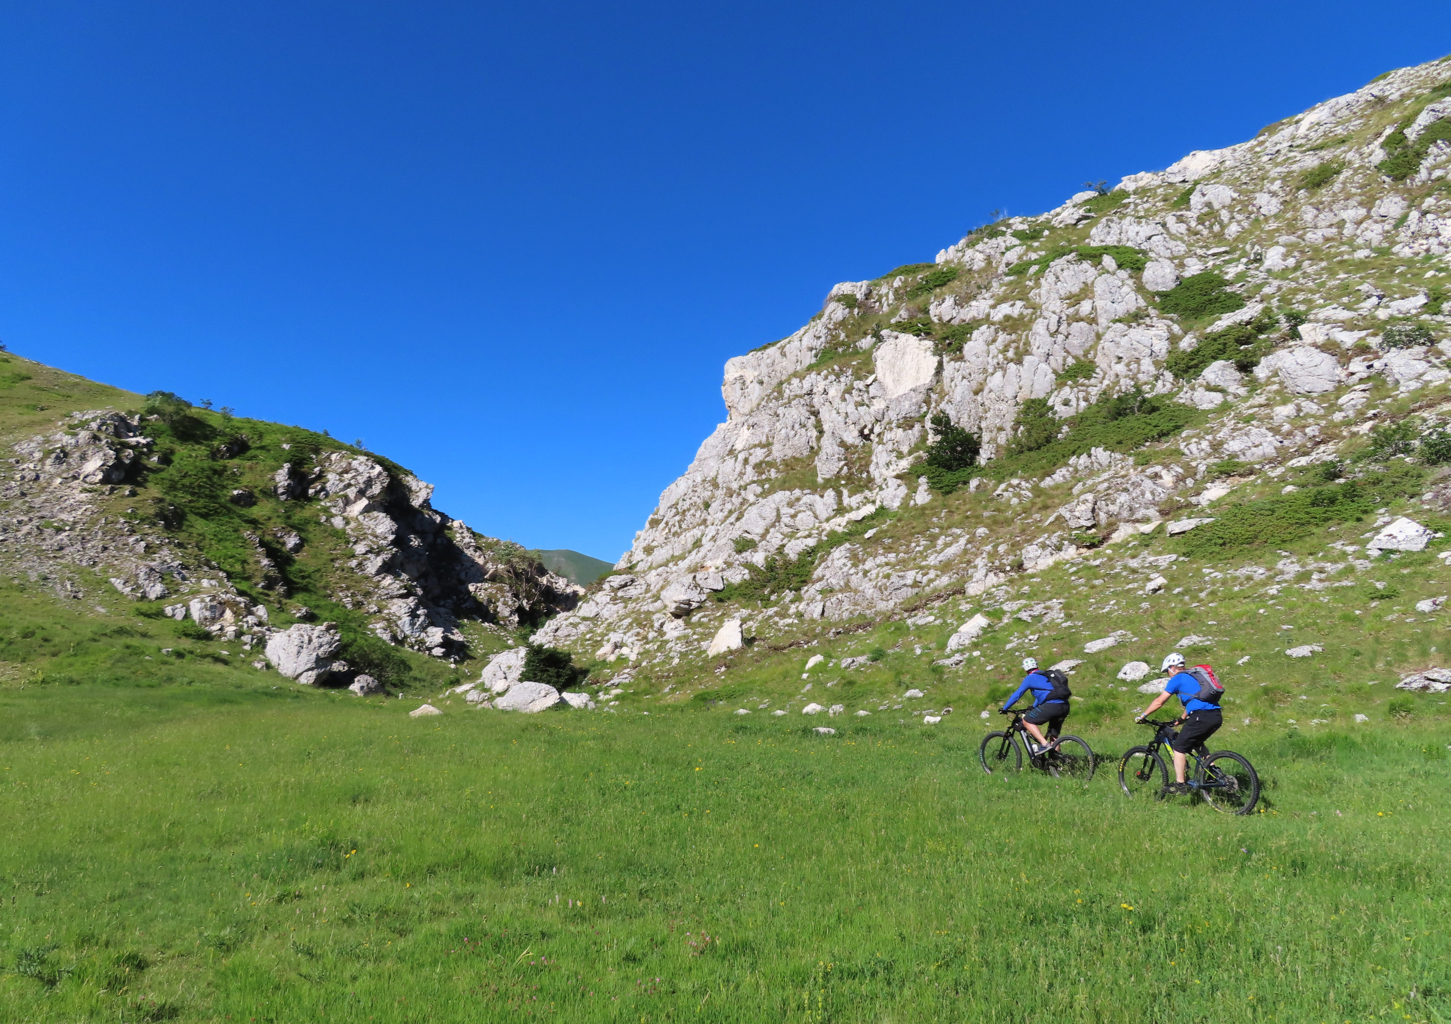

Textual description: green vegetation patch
[921,412,980,495]
[906,266,959,299]
[1165,308,1283,379]
[1007,245,1149,277]
[1154,271,1246,320]
[1297,161,1344,190]
[1079,189,1128,215]
[1173,465,1425,557]
[718,508,888,601]
[1378,84,1451,181]
[1057,359,1097,384]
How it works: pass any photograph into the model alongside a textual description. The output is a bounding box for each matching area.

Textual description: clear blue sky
[2,2,1448,561]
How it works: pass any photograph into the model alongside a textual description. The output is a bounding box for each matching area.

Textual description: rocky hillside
[0,361,580,689]
[527,55,1451,700]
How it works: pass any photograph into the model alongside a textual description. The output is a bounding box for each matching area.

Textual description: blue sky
[3,2,1449,561]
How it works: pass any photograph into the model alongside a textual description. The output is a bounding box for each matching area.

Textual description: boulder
[348,673,384,696]
[1084,632,1131,654]
[265,623,343,685]
[1367,517,1433,554]
[1175,635,1214,648]
[560,691,596,710]
[904,688,925,699]
[1285,644,1323,658]
[1142,260,1179,293]
[873,332,939,399]
[1144,575,1167,594]
[1060,493,1098,530]
[813,727,837,736]
[1117,661,1150,682]
[923,715,942,725]
[409,703,443,718]
[481,647,528,693]
[804,654,825,671]
[945,613,993,652]
[772,709,787,716]
[1166,517,1215,536]
[1199,360,1245,393]
[1415,596,1446,613]
[1253,346,1342,394]
[802,702,825,715]
[1396,668,1451,693]
[707,618,744,656]
[494,681,563,713]
[465,690,490,705]
[828,704,844,716]
[734,708,751,715]
[662,576,710,617]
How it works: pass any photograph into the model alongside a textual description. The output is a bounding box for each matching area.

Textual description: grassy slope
[538,549,614,586]
[0,682,1446,1023]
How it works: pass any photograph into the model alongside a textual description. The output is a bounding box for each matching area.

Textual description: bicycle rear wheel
[1118,746,1167,798]
[1045,736,1096,785]
[979,731,1022,775]
[1199,751,1260,815]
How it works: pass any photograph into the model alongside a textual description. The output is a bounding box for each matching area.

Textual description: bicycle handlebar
[1137,717,1179,728]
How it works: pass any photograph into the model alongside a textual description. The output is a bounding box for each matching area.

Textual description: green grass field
[2,678,1448,1023]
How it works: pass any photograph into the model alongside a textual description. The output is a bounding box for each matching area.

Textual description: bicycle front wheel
[1046,736,1096,785]
[1118,746,1167,798]
[1199,751,1260,815]
[979,731,1022,775]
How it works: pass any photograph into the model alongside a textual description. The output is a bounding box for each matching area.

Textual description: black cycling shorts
[1170,709,1223,754]
[1024,701,1069,735]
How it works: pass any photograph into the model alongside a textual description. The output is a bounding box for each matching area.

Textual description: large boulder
[349,674,384,696]
[662,576,710,617]
[481,647,527,692]
[265,623,343,685]
[1367,517,1433,554]
[945,613,993,652]
[494,681,563,713]
[707,618,743,656]
[1253,346,1342,394]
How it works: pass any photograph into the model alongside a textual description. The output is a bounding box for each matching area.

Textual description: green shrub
[932,322,974,355]
[1363,419,1419,461]
[1297,161,1343,190]
[1282,309,1308,339]
[877,263,936,283]
[1209,459,1254,478]
[1057,359,1096,383]
[520,644,588,690]
[1009,398,1060,456]
[1382,322,1434,348]
[1419,427,1451,465]
[834,293,858,310]
[143,391,193,425]
[1170,186,1195,209]
[733,537,758,553]
[1006,245,1148,277]
[1164,318,1279,380]
[922,412,980,495]
[1155,272,1246,321]
[723,509,887,600]
[1387,696,1416,719]
[1315,459,1345,483]
[1379,116,1451,181]
[1011,225,1048,242]
[867,647,886,662]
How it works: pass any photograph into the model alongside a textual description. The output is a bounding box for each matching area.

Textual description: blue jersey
[1164,671,1219,714]
[1002,672,1064,711]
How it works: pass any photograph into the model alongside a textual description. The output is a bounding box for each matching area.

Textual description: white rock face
[945,613,993,651]
[1137,681,1165,695]
[494,682,564,712]
[1084,632,1130,654]
[923,715,942,725]
[874,332,939,399]
[804,654,824,671]
[707,618,744,656]
[903,688,925,699]
[1144,575,1167,594]
[481,648,528,693]
[1368,517,1433,553]
[560,691,596,710]
[1117,661,1151,682]
[265,623,343,686]
[1285,644,1324,658]
[1414,596,1446,613]
[1166,518,1215,536]
[1253,346,1342,394]
[1142,260,1179,292]
[409,704,443,717]
[1200,360,1245,392]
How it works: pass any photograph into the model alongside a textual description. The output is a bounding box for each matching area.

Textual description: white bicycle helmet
[1022,656,1039,672]
[1161,652,1186,673]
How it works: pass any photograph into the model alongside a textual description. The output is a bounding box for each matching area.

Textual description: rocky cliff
[0,372,581,686]
[532,56,1451,683]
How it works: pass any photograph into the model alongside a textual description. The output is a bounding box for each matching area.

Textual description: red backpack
[1185,664,1224,705]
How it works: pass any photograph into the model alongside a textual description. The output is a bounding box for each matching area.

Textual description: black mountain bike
[979,709,1096,785]
[1118,718,1260,814]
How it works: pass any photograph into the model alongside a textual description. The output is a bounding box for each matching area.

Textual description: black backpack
[1184,664,1224,705]
[1038,668,1072,703]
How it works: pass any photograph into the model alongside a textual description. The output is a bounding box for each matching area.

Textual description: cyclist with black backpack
[1135,652,1224,795]
[1000,657,1072,755]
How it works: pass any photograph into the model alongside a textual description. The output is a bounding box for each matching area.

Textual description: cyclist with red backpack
[1001,657,1072,755]
[1136,652,1224,795]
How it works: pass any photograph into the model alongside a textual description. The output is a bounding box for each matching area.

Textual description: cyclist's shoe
[1163,782,1190,796]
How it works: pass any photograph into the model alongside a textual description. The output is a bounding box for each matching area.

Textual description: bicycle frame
[1138,719,1225,791]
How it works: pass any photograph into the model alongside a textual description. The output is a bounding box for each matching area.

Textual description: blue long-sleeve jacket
[1001,672,1065,711]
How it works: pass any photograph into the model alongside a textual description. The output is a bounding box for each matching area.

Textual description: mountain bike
[1118,718,1260,814]
[979,709,1096,785]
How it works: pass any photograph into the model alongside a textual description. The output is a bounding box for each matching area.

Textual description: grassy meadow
[2,676,1448,1023]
